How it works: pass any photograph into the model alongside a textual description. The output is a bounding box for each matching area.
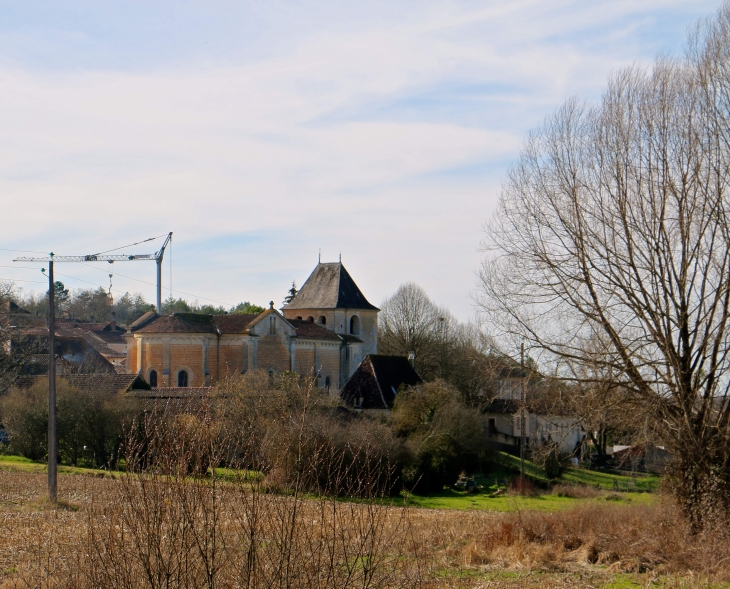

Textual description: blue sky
[0,0,722,318]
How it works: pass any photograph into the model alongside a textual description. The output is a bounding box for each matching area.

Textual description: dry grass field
[0,470,728,588]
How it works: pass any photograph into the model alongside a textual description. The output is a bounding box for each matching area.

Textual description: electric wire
[8,262,237,308]
[0,277,47,284]
[76,261,236,308]
[0,248,51,254]
[91,234,168,256]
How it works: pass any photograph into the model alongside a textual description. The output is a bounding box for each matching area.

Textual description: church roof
[284,262,378,311]
[288,319,342,340]
[132,313,218,334]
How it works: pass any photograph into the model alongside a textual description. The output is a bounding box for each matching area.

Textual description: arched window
[318,315,327,325]
[325,375,331,389]
[296,316,302,320]
[307,316,314,323]
[349,315,360,335]
[149,369,158,388]
[178,370,188,387]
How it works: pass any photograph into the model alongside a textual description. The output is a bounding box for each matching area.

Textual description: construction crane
[14,232,173,313]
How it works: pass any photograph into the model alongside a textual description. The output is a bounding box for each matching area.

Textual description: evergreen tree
[283,281,298,305]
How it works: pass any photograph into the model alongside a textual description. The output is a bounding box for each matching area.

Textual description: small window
[307,316,314,323]
[319,315,327,325]
[269,316,275,335]
[325,375,331,389]
[488,418,497,435]
[149,370,158,388]
[296,316,302,320]
[178,370,188,387]
[349,315,360,335]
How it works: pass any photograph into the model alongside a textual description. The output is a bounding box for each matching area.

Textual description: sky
[0,0,723,319]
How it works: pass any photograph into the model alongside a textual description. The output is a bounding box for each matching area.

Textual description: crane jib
[13,254,158,262]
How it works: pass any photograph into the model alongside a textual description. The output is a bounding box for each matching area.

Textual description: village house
[125,261,379,388]
[483,399,584,456]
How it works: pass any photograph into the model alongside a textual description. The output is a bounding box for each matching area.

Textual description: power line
[92,234,168,256]
[0,248,51,254]
[0,277,47,284]
[6,263,238,309]
[77,261,236,308]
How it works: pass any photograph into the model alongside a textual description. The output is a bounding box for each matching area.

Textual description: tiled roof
[128,310,159,331]
[134,312,267,335]
[288,319,342,341]
[90,330,126,345]
[133,313,218,334]
[12,373,149,394]
[127,387,212,398]
[83,333,125,358]
[284,263,378,311]
[64,373,150,394]
[214,314,258,333]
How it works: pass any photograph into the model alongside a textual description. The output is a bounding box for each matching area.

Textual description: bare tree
[478,6,730,527]
[378,283,448,378]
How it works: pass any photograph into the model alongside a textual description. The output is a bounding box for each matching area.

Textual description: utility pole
[520,341,525,484]
[47,257,57,502]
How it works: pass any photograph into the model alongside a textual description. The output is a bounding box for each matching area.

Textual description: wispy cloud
[0,0,720,316]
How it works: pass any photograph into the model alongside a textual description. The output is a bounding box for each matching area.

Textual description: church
[125,262,379,389]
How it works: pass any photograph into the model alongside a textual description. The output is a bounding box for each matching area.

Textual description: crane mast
[13,232,173,313]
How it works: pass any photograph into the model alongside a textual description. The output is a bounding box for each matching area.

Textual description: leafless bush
[550,484,602,499]
[508,477,537,497]
[463,501,730,578]
[24,383,423,589]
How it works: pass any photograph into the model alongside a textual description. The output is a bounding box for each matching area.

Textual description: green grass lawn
[0,454,115,477]
[388,452,661,511]
[0,452,662,513]
[495,452,661,491]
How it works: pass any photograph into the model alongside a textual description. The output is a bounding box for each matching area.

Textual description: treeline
[0,378,136,467]
[5,280,264,325]
[377,282,510,405]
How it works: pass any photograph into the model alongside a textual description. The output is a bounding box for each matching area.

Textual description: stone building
[125,261,379,389]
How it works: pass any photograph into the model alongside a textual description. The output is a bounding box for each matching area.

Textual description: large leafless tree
[478,4,730,526]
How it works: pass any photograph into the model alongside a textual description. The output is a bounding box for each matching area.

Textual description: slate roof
[284,263,378,311]
[288,319,342,341]
[340,354,422,410]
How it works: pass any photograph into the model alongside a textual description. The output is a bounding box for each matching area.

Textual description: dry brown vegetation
[1,470,729,588]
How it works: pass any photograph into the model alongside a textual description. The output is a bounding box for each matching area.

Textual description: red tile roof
[213,314,258,333]
[288,319,342,341]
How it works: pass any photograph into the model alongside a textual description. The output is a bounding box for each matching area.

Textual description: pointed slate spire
[283,262,378,310]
